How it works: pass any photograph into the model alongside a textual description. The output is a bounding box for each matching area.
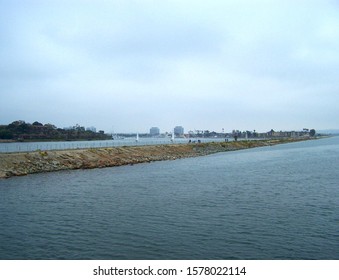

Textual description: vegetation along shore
[0,138,317,179]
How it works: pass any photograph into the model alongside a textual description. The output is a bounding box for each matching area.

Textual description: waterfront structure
[174,126,184,136]
[150,127,160,136]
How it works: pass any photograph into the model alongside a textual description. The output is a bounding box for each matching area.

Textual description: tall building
[174,126,184,136]
[150,127,160,136]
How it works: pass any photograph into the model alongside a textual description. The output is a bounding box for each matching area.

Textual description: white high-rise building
[150,127,160,136]
[174,126,184,136]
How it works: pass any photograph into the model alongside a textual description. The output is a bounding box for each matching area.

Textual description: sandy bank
[0,139,311,178]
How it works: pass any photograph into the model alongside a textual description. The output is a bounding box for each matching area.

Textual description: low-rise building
[86,126,97,133]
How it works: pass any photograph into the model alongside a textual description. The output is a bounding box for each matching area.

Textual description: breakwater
[0,138,312,178]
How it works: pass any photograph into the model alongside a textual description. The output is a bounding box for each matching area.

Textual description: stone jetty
[0,139,311,178]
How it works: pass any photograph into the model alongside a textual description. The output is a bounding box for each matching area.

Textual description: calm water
[0,137,338,260]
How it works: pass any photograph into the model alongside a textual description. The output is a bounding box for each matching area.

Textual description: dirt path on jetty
[0,139,310,178]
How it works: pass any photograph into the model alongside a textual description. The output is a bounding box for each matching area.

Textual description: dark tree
[309,129,316,137]
[32,121,43,126]
[0,120,111,141]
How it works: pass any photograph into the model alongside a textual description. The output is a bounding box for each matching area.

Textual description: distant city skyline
[1,1,339,133]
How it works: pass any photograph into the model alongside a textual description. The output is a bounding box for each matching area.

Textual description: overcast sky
[1,0,339,133]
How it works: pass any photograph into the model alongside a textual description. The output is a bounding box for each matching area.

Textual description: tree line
[0,120,111,141]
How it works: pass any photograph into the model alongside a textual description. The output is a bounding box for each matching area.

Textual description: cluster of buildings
[150,126,184,137]
[148,127,315,139]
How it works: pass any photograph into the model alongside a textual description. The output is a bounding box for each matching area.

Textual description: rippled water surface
[0,137,338,259]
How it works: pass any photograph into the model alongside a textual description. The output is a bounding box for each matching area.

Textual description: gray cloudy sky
[1,0,339,133]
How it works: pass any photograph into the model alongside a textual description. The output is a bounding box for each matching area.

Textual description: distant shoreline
[0,138,317,179]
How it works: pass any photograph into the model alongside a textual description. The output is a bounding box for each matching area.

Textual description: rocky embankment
[0,139,310,178]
